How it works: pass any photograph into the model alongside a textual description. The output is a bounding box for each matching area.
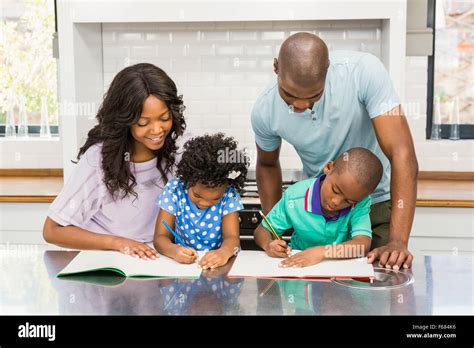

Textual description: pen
[161,221,199,263]
[161,220,186,246]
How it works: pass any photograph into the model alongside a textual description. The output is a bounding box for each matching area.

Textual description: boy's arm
[322,235,372,259]
[281,197,373,267]
[254,194,292,257]
[280,236,372,268]
[255,224,289,257]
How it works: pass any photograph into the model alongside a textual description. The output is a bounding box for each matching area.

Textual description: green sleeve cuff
[351,229,372,239]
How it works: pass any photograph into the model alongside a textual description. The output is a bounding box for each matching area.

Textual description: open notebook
[228,250,375,280]
[57,250,203,279]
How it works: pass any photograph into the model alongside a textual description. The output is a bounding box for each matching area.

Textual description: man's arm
[255,144,283,214]
[368,105,418,269]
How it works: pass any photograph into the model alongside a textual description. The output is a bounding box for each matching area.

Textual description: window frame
[426,0,474,139]
[0,0,60,137]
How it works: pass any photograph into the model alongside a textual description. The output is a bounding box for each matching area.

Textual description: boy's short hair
[333,147,383,193]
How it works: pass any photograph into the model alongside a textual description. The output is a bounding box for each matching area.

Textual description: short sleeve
[251,99,281,152]
[357,53,401,118]
[157,178,180,215]
[222,188,244,216]
[261,193,293,236]
[349,196,372,239]
[47,145,105,227]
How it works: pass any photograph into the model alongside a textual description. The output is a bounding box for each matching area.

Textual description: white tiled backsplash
[103,20,383,170]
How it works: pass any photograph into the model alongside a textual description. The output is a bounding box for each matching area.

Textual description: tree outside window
[0,0,58,132]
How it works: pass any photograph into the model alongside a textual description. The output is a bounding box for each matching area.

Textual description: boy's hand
[280,247,324,268]
[264,239,292,258]
[198,249,229,270]
[174,245,198,264]
[114,237,159,260]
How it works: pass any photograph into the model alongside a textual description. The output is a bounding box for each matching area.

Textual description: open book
[57,250,203,279]
[228,250,375,280]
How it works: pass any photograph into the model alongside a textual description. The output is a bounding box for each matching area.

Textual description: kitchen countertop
[1,172,472,207]
[0,244,472,315]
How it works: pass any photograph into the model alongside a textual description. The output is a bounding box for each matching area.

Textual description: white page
[228,250,375,279]
[58,250,203,278]
[125,251,205,278]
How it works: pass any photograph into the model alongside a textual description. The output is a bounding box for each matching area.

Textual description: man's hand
[367,240,413,270]
[279,247,324,268]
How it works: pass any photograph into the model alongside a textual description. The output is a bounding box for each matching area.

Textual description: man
[251,32,418,269]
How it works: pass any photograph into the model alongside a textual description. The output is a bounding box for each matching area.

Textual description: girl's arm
[198,212,240,270]
[43,217,158,259]
[219,211,241,258]
[153,209,198,263]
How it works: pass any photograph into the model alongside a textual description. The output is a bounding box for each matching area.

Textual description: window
[0,0,59,137]
[427,0,473,139]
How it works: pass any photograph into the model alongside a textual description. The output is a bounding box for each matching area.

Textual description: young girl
[43,63,187,259]
[153,133,249,270]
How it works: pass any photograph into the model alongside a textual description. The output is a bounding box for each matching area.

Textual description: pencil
[259,211,280,240]
[259,279,276,297]
[162,220,186,246]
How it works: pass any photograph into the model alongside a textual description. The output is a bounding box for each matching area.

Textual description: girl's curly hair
[176,133,249,193]
[76,63,186,199]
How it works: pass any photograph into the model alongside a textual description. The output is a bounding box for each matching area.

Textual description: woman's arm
[43,217,158,259]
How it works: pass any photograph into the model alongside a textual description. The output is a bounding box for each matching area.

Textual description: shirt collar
[304,174,353,222]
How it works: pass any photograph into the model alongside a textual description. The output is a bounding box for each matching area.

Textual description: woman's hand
[113,237,159,260]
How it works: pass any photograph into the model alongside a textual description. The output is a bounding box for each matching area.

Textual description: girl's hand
[279,247,324,268]
[264,239,291,258]
[198,249,229,270]
[202,263,231,279]
[113,237,159,260]
[174,245,198,264]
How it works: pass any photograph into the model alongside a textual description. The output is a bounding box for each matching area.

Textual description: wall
[102,19,384,169]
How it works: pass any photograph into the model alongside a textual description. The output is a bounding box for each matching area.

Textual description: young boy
[254,147,383,268]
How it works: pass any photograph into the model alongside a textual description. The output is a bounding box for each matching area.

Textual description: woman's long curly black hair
[176,133,250,193]
[76,63,186,199]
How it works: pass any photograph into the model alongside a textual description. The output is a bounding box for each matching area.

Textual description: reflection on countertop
[0,244,472,315]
